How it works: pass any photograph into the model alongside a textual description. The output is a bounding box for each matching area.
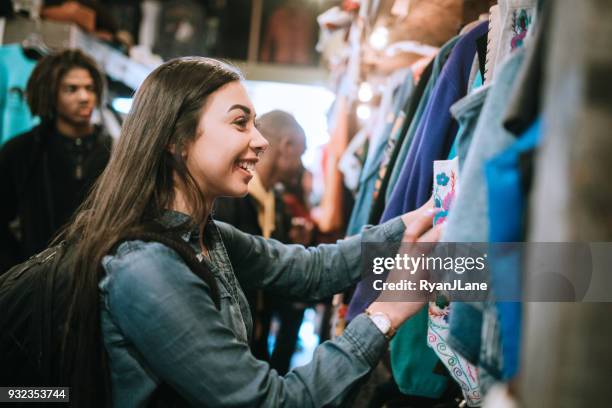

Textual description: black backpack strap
[114,231,221,310]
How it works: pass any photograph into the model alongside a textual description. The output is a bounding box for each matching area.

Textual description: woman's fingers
[402,207,440,243]
[417,222,445,243]
[399,196,435,227]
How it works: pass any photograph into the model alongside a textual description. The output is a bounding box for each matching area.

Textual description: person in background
[0,49,111,274]
[214,109,309,374]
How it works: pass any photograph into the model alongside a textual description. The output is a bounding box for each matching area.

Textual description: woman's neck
[171,188,212,254]
[171,187,212,221]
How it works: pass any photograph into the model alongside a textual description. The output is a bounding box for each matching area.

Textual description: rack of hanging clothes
[312,0,582,406]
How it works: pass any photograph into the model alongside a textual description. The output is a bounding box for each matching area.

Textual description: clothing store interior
[1,0,611,407]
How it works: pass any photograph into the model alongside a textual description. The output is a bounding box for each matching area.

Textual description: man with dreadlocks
[0,49,112,274]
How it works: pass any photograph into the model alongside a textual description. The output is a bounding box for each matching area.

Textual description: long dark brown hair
[61,57,243,405]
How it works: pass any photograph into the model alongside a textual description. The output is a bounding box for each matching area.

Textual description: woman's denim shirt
[99,210,405,407]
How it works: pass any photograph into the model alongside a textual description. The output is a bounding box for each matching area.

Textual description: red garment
[311,97,349,234]
[41,1,96,33]
[260,5,315,64]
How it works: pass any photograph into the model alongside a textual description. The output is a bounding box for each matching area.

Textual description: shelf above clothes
[1,16,155,91]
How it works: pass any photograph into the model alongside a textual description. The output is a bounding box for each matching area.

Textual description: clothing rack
[1,16,153,90]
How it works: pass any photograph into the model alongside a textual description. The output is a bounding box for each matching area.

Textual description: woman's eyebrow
[228,104,252,115]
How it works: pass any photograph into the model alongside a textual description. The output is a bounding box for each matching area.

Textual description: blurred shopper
[0,49,111,274]
[214,110,309,374]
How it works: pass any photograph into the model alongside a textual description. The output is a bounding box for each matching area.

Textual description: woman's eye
[233,118,248,128]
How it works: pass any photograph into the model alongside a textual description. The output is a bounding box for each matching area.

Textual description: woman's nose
[251,127,269,155]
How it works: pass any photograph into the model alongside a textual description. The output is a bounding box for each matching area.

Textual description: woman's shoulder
[100,240,193,293]
[108,239,183,263]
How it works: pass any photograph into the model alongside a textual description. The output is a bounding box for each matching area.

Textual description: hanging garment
[443,4,539,384]
[370,22,489,400]
[346,69,414,236]
[447,75,488,173]
[0,44,38,146]
[484,5,501,84]
[442,48,527,245]
[367,57,435,225]
[384,36,461,206]
[338,127,369,193]
[153,0,209,60]
[485,117,542,380]
[382,21,488,220]
[312,96,350,234]
[428,304,482,407]
[483,10,549,381]
[346,23,487,324]
[493,0,537,74]
[521,1,612,405]
[442,49,527,382]
[427,157,482,407]
[366,69,413,166]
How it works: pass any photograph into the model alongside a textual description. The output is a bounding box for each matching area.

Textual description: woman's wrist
[367,302,404,330]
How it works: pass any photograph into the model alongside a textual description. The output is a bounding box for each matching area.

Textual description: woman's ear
[168,143,188,159]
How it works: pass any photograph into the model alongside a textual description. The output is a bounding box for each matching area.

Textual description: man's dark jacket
[0,122,112,273]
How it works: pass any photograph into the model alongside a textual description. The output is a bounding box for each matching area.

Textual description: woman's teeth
[237,161,255,173]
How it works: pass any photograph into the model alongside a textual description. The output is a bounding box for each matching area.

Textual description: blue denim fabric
[442,49,526,243]
[443,49,527,374]
[448,73,487,168]
[99,210,406,407]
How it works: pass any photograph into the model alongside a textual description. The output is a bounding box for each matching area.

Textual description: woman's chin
[226,184,249,198]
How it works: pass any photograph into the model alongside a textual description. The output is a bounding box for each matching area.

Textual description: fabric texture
[385,35,461,204]
[213,185,293,367]
[443,49,527,374]
[100,210,406,407]
[346,70,414,236]
[347,22,489,322]
[485,118,542,380]
[367,57,435,225]
[448,77,489,173]
[428,157,482,406]
[371,23,489,399]
[382,21,488,221]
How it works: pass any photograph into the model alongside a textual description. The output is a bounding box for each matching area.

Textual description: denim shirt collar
[157,209,210,242]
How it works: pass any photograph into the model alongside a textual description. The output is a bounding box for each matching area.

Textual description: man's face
[276,129,306,184]
[56,68,97,127]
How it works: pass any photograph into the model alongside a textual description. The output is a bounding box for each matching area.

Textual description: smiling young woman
[62,57,437,407]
